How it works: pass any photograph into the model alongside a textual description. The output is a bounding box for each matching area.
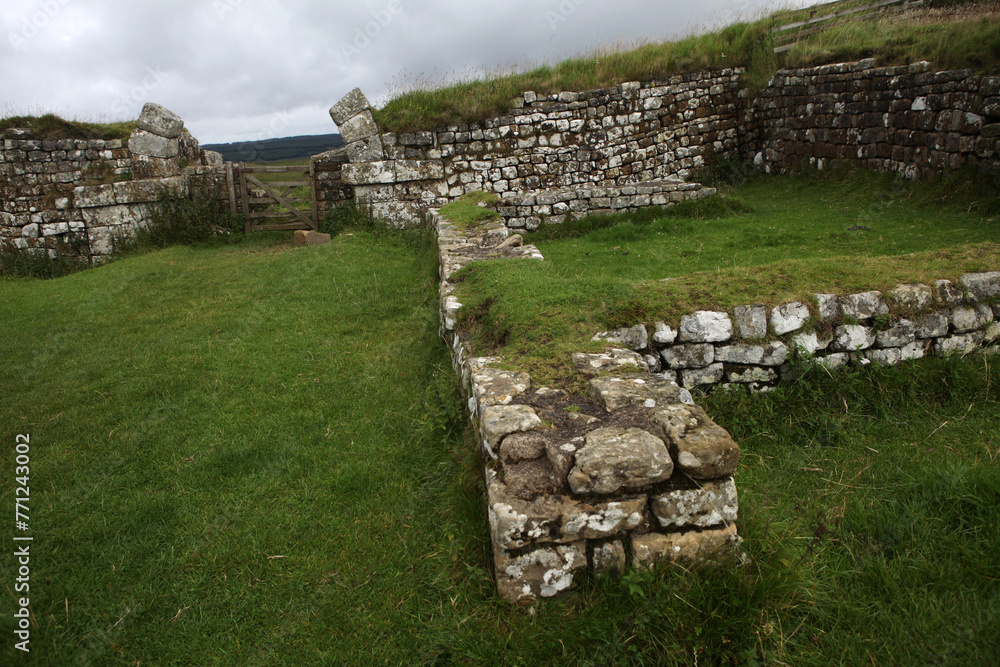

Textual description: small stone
[652,322,678,344]
[875,319,916,348]
[568,427,673,495]
[727,366,778,383]
[592,324,648,351]
[681,364,726,389]
[499,431,548,464]
[815,353,850,370]
[631,524,741,569]
[329,87,372,125]
[482,405,543,451]
[661,343,714,369]
[935,333,985,355]
[914,312,950,339]
[494,542,587,603]
[983,322,1000,344]
[814,294,839,321]
[935,280,965,306]
[591,541,627,577]
[135,102,184,138]
[572,348,648,376]
[589,374,685,412]
[791,331,831,355]
[679,311,733,343]
[651,404,739,479]
[888,284,933,311]
[497,234,523,248]
[951,305,993,333]
[292,230,331,246]
[959,272,1000,301]
[770,302,810,335]
[652,478,738,529]
[734,305,767,338]
[833,325,875,351]
[865,348,902,366]
[840,291,888,319]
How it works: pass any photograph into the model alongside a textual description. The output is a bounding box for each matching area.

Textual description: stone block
[292,230,331,246]
[592,324,648,351]
[790,331,832,355]
[494,542,587,603]
[951,305,993,333]
[771,302,810,335]
[833,324,875,351]
[345,135,385,164]
[128,129,179,158]
[339,110,381,145]
[471,368,531,413]
[661,343,714,369]
[568,427,673,495]
[590,540,627,576]
[589,374,689,412]
[715,343,766,365]
[727,366,779,383]
[960,272,1000,300]
[652,403,740,479]
[652,322,678,344]
[631,524,740,569]
[572,348,648,376]
[733,305,767,338]
[935,280,965,305]
[73,184,116,208]
[342,160,395,185]
[112,176,187,204]
[329,88,372,125]
[679,310,733,343]
[131,155,180,179]
[875,319,916,348]
[135,103,184,138]
[814,294,840,321]
[652,478,738,529]
[888,283,934,310]
[914,311,950,338]
[935,333,985,355]
[681,364,725,388]
[482,405,542,452]
[395,159,445,182]
[841,291,889,320]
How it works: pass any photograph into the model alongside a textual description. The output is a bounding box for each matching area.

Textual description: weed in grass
[114,189,243,254]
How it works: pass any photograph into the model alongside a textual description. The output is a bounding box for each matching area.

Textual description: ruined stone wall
[746,59,1000,177]
[310,148,352,217]
[1,103,228,262]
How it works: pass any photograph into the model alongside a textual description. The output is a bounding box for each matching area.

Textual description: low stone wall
[310,148,351,217]
[436,213,744,603]
[587,277,1000,393]
[747,59,1000,177]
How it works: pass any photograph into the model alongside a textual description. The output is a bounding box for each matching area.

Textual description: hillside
[202,133,344,163]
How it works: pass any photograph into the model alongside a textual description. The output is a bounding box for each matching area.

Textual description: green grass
[452,168,1000,385]
[0,113,135,142]
[374,1,1000,133]
[438,191,500,228]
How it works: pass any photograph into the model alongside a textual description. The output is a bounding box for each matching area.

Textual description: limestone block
[489,479,646,548]
[914,312,950,338]
[681,364,726,388]
[345,136,385,164]
[840,291,889,319]
[679,311,733,343]
[342,160,395,185]
[503,458,565,500]
[960,272,1000,300]
[984,322,1000,344]
[592,324,648,351]
[814,294,840,321]
[652,478,738,529]
[482,405,542,450]
[41,222,69,236]
[900,340,929,361]
[494,542,587,603]
[292,230,331,246]
[875,319,916,348]
[833,324,875,351]
[935,280,965,305]
[591,540,627,576]
[770,302,810,335]
[395,159,445,182]
[661,343,714,369]
[80,203,146,227]
[567,427,673,495]
[472,368,531,414]
[572,348,648,376]
[631,524,740,569]
[339,110,380,145]
[935,333,985,355]
[888,283,933,311]
[791,331,832,355]
[652,322,678,344]
[135,103,184,138]
[73,184,115,208]
[128,129,179,158]
[734,305,767,338]
[815,353,850,370]
[727,366,778,383]
[589,374,688,412]
[865,348,902,365]
[499,431,547,464]
[21,223,39,238]
[131,155,180,179]
[715,343,765,365]
[329,88,372,125]
[951,305,993,333]
[652,403,739,479]
[112,176,187,204]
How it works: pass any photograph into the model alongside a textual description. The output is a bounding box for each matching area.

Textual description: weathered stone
[815,353,850,370]
[592,324,648,351]
[112,176,187,204]
[888,283,933,311]
[482,405,542,452]
[875,319,916,348]
[652,321,678,344]
[733,305,767,338]
[342,160,395,185]
[589,374,688,412]
[661,343,714,369]
[631,524,741,569]
[679,311,732,343]
[572,348,648,376]
[568,427,673,494]
[546,437,584,481]
[499,431,547,464]
[770,302,810,335]
[395,159,445,182]
[727,366,778,383]
[339,110,380,145]
[865,348,902,365]
[960,272,1000,301]
[292,230,331,246]
[591,540,627,576]
[934,280,965,305]
[135,102,184,138]
[471,368,531,413]
[984,322,1000,344]
[715,343,765,365]
[935,332,985,355]
[814,294,840,321]
[681,364,726,388]
[329,88,372,125]
[760,342,790,366]
[840,291,889,319]
[914,312,950,338]
[900,340,929,361]
[494,542,587,603]
[503,458,565,500]
[345,136,385,164]
[127,129,179,158]
[651,404,739,479]
[130,155,180,179]
[951,305,993,333]
[73,184,115,208]
[790,331,832,355]
[832,324,875,351]
[652,478,738,529]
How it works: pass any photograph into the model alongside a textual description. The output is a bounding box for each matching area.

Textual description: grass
[1,227,997,663]
[452,167,1000,386]
[438,191,501,228]
[373,0,1000,133]
[0,113,135,142]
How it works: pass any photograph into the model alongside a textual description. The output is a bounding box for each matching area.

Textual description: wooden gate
[232,163,318,233]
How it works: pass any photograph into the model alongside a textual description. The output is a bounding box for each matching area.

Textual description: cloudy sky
[3,0,817,144]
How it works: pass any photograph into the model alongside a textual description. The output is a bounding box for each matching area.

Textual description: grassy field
[452,168,1000,386]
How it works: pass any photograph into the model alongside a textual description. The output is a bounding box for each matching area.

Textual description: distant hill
[202,133,344,163]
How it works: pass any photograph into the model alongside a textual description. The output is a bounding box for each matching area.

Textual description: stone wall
[746,59,1000,177]
[1,103,227,262]
[436,213,744,604]
[310,148,352,216]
